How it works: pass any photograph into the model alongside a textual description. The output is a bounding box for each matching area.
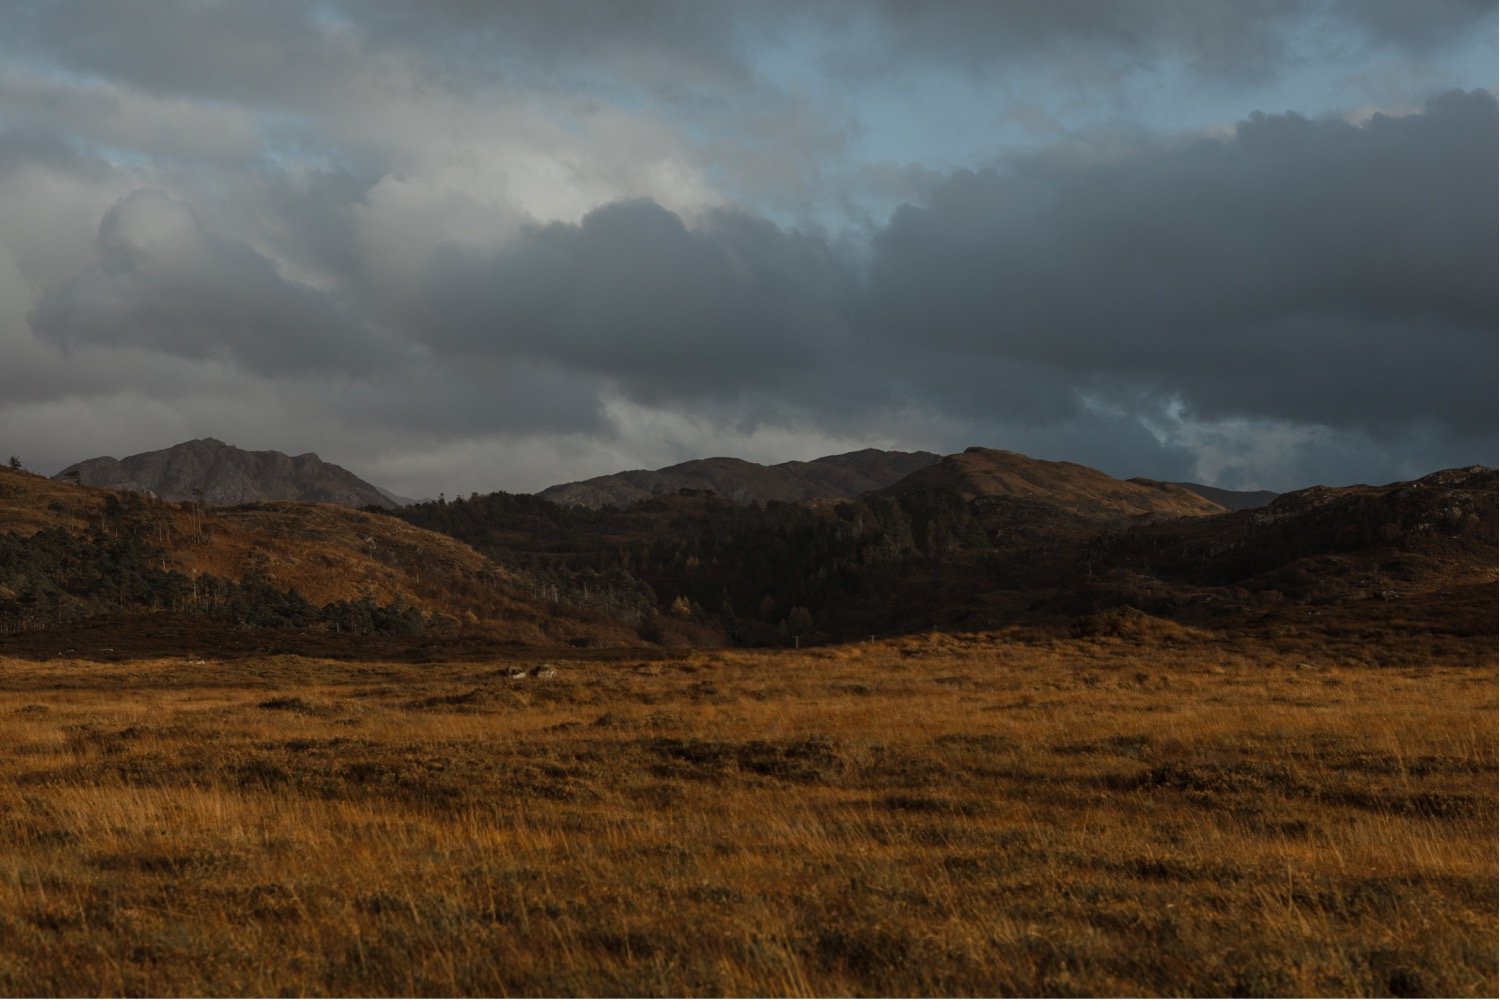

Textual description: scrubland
[0,628,1494,996]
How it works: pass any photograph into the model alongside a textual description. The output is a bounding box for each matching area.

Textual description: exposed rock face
[54,438,397,508]
[538,448,943,508]
[881,447,1226,522]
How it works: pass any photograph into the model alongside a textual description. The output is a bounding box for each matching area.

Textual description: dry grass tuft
[0,631,1493,995]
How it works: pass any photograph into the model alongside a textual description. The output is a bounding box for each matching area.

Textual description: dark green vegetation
[394,486,993,643]
[393,465,1496,648]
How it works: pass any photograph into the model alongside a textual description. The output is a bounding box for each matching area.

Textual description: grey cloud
[247,169,374,290]
[0,126,93,177]
[0,1,1492,496]
[31,189,389,376]
[1327,0,1495,51]
[0,70,261,164]
[374,91,1496,482]
[4,2,341,110]
[848,0,1493,78]
[422,199,858,406]
[7,2,1488,114]
[339,358,614,439]
[866,90,1497,438]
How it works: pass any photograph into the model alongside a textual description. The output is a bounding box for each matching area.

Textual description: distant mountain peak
[538,448,944,508]
[882,447,1226,521]
[54,439,398,509]
[1168,481,1279,512]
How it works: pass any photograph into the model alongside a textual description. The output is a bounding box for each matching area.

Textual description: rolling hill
[1172,481,1279,511]
[880,447,1226,521]
[0,464,638,652]
[538,448,942,508]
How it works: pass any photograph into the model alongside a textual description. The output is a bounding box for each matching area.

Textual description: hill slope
[882,447,1226,521]
[538,448,942,508]
[56,438,397,509]
[1172,482,1279,511]
[0,465,637,649]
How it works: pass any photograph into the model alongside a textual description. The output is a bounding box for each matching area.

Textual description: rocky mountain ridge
[881,447,1227,521]
[1171,481,1279,511]
[55,438,397,509]
[538,448,943,508]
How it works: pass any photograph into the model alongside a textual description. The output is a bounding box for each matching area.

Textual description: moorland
[0,445,1494,995]
[0,627,1493,996]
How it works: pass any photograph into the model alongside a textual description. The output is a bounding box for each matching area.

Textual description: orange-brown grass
[0,630,1494,996]
[0,465,499,611]
[0,466,637,645]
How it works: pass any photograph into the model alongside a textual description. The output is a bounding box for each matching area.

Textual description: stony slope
[55,438,397,509]
[538,449,942,508]
[881,447,1226,521]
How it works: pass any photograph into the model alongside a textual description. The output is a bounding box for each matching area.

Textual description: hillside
[882,447,1225,521]
[4,448,1492,659]
[1172,481,1279,511]
[1089,465,1497,605]
[400,451,1495,653]
[56,438,398,509]
[0,465,637,651]
[538,448,941,508]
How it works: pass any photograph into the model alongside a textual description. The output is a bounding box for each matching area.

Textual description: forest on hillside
[0,492,433,636]
[392,487,998,642]
[391,466,1497,644]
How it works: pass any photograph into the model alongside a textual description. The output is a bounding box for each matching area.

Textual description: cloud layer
[0,2,1493,494]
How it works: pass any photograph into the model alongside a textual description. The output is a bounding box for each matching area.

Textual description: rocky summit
[538,448,942,508]
[54,438,398,509]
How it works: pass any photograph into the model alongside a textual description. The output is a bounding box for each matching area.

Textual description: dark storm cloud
[400,90,1494,455]
[31,189,386,376]
[422,199,858,406]
[865,89,1497,438]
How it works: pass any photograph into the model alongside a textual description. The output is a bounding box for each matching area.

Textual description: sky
[0,1,1494,497]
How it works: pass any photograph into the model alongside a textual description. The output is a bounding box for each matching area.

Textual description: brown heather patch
[0,632,1494,996]
[0,465,492,613]
[0,467,640,647]
[0,466,105,535]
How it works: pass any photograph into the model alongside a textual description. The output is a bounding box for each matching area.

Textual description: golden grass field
[0,627,1494,996]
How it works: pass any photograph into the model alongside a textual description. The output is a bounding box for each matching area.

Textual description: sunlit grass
[0,629,1494,995]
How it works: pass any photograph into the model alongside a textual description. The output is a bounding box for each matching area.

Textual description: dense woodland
[392,487,1004,642]
[392,466,1497,643]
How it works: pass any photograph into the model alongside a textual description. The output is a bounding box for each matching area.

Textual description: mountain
[881,447,1226,521]
[537,448,942,508]
[1173,482,1279,511]
[55,438,398,509]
